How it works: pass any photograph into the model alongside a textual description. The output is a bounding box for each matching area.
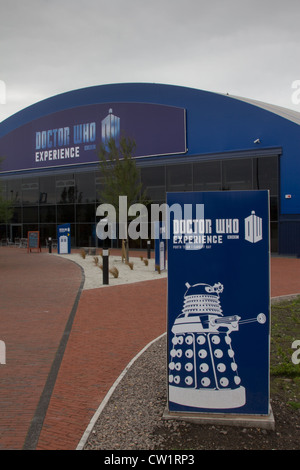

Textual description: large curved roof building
[0,83,299,254]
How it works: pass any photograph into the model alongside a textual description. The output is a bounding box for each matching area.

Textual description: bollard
[103,248,109,285]
[147,240,151,259]
[48,237,52,254]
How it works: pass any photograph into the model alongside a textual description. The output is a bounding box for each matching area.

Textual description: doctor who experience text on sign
[167,190,271,416]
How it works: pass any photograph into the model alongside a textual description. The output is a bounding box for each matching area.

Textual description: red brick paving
[36,280,167,450]
[0,247,299,450]
[270,257,300,298]
[0,247,82,450]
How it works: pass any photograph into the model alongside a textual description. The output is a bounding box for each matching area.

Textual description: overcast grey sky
[1,0,300,122]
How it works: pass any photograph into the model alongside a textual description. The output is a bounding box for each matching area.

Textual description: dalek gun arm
[210,315,241,332]
[239,313,267,325]
[209,312,267,333]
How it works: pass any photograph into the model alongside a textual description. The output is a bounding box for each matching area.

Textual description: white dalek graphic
[245,210,263,243]
[168,282,266,410]
[101,108,120,150]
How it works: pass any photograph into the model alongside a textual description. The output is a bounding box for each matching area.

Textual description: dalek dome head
[182,282,224,317]
[184,282,223,296]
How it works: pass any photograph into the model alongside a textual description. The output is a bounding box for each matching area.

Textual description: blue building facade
[0,83,299,254]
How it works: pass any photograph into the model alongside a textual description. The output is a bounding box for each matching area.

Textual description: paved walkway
[0,247,83,450]
[0,247,299,450]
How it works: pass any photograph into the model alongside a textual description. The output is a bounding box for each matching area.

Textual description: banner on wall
[0,103,186,173]
[167,190,271,417]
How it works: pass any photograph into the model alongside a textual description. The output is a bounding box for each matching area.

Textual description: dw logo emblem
[244,210,263,243]
[101,108,120,150]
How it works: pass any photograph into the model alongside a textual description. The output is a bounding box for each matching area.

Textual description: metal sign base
[163,406,275,431]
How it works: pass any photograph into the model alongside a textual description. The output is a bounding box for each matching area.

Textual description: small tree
[98,136,149,260]
[0,197,13,225]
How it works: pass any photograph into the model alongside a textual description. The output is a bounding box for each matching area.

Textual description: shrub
[109,266,119,278]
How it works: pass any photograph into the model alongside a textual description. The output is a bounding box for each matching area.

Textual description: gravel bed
[82,332,300,451]
[83,334,168,450]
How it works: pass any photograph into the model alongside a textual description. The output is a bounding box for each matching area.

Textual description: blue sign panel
[57,223,71,254]
[167,191,270,416]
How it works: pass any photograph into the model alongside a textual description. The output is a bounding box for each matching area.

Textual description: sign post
[96,218,110,285]
[154,221,166,272]
[166,190,274,428]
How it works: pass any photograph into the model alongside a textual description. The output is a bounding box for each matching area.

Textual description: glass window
[40,205,56,223]
[270,196,278,222]
[23,225,39,238]
[76,224,96,247]
[95,172,106,203]
[254,156,278,195]
[0,182,7,199]
[76,204,96,223]
[166,164,192,192]
[22,206,38,223]
[193,161,221,191]
[39,176,56,204]
[76,172,96,203]
[39,224,57,245]
[222,159,252,190]
[270,222,278,253]
[11,207,22,224]
[141,166,165,202]
[57,204,75,223]
[56,174,75,203]
[21,178,39,204]
[6,179,22,205]
[0,224,7,240]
